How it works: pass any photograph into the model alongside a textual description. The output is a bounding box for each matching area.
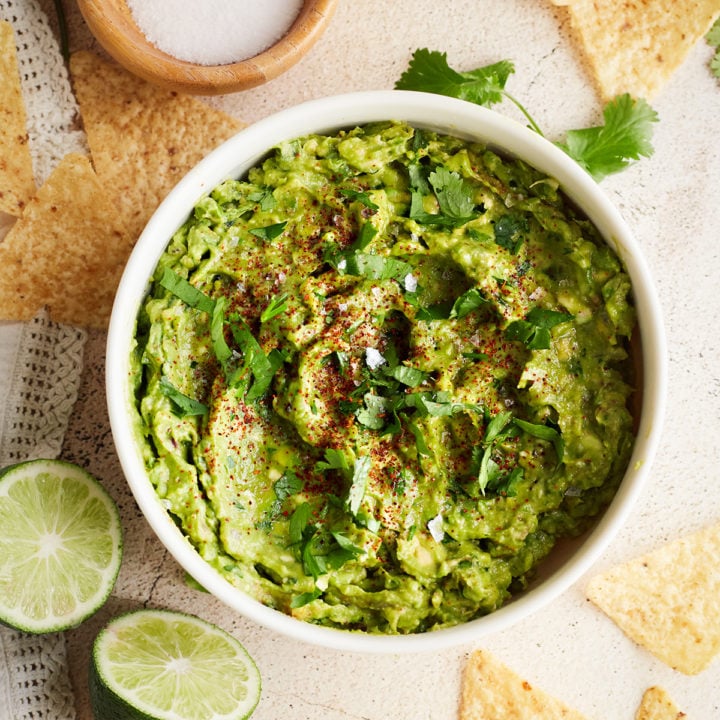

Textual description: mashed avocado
[131,121,636,633]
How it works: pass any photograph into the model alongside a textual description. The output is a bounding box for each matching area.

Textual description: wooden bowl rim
[77,0,338,95]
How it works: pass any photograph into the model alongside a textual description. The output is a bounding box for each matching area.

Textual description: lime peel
[90,608,261,720]
[0,458,123,633]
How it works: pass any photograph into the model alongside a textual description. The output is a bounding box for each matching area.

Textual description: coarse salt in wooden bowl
[77,0,338,95]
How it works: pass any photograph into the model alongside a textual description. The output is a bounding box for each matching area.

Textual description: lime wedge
[89,609,262,720]
[0,458,123,633]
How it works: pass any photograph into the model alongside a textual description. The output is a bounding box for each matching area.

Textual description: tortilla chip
[0,20,36,216]
[459,649,589,719]
[0,153,131,328]
[587,521,720,675]
[69,50,243,245]
[552,0,720,100]
[635,686,687,720]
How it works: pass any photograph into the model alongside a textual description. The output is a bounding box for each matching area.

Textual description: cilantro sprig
[395,48,659,181]
[396,50,541,134]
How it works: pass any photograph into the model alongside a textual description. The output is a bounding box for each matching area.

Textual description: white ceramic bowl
[106,91,667,653]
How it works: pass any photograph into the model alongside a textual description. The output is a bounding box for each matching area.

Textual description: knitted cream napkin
[0,311,87,720]
[0,1,90,717]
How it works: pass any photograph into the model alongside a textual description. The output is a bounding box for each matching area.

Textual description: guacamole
[132,121,636,633]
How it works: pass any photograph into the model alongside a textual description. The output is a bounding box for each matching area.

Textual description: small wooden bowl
[76,0,338,95]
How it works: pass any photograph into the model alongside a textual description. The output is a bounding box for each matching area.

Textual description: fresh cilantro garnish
[315,447,351,473]
[288,502,364,581]
[257,470,303,531]
[340,188,380,210]
[249,221,287,241]
[407,166,478,228]
[159,267,215,314]
[355,222,378,251]
[210,297,233,366]
[476,410,515,494]
[428,167,477,220]
[449,287,488,319]
[505,307,574,350]
[346,455,371,516]
[395,49,541,133]
[462,351,489,361]
[557,94,659,181]
[159,376,208,417]
[493,213,529,253]
[247,189,277,211]
[471,412,564,495]
[411,287,488,321]
[328,247,413,284]
[514,418,564,465]
[355,393,390,430]
[387,364,428,387]
[160,268,285,402]
[290,589,322,608]
[395,48,658,181]
[228,313,285,401]
[707,17,720,79]
[260,292,290,323]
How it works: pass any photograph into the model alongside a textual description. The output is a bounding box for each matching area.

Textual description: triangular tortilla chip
[635,686,687,720]
[587,521,720,675]
[69,50,243,244]
[460,649,589,719]
[0,153,131,328]
[552,0,720,100]
[0,20,36,216]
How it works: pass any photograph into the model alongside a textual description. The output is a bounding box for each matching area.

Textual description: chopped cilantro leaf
[449,287,488,319]
[260,292,290,323]
[493,213,529,253]
[210,297,232,365]
[428,166,476,220]
[558,94,658,181]
[514,417,565,465]
[274,470,303,501]
[410,287,486,321]
[291,589,322,608]
[388,364,428,387]
[228,313,284,401]
[409,190,474,228]
[330,249,413,283]
[505,307,573,350]
[159,267,215,314]
[354,222,378,251]
[249,221,287,241]
[340,188,379,210]
[315,448,350,473]
[159,376,208,417]
[477,410,514,494]
[289,502,313,546]
[347,456,371,516]
[355,393,389,430]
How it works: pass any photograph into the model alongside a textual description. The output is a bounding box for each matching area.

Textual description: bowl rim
[77,0,339,95]
[106,89,668,654]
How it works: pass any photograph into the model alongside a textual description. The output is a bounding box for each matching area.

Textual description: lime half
[90,609,262,720]
[0,458,123,633]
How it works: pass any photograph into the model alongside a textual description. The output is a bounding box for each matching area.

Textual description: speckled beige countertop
[20,1,720,718]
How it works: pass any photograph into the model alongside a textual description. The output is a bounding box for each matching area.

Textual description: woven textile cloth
[0,1,90,717]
